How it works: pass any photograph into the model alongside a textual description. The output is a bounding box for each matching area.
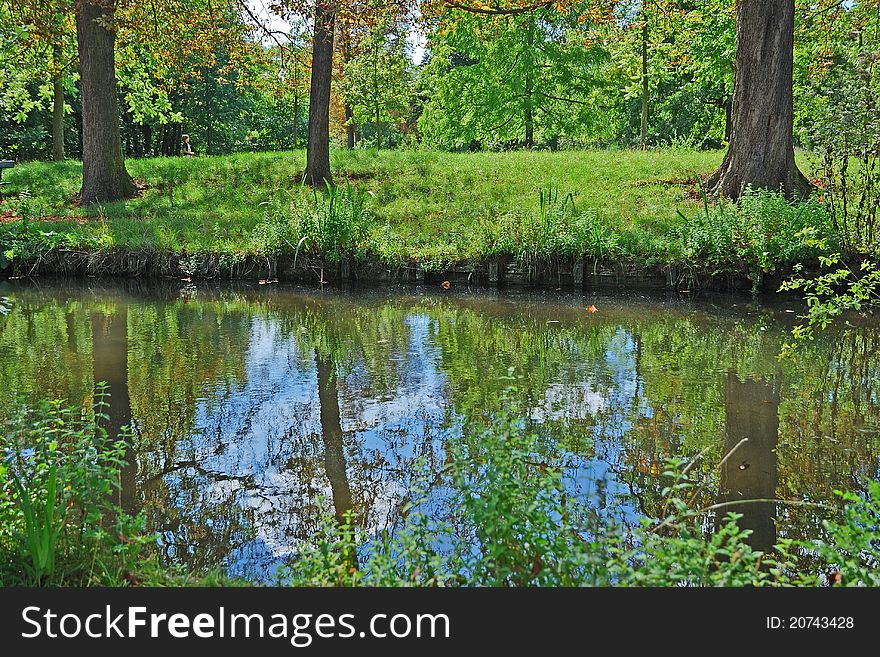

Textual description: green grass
[0,149,714,246]
[0,148,825,277]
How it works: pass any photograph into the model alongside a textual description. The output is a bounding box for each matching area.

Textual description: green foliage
[8,464,64,584]
[0,396,146,585]
[670,187,832,288]
[0,149,833,279]
[252,181,370,263]
[804,481,880,586]
[488,183,615,263]
[341,23,415,150]
[419,9,613,149]
[279,392,879,588]
[780,244,880,355]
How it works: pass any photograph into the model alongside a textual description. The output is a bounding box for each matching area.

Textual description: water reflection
[1,279,879,579]
[716,374,779,553]
[315,354,354,525]
[91,303,138,516]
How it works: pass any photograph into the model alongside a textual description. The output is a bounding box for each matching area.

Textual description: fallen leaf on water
[530,554,543,579]
[441,280,451,290]
[587,305,598,313]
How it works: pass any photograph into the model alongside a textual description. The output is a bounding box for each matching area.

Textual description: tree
[76,0,135,203]
[341,21,413,150]
[1,0,76,161]
[304,1,335,187]
[420,7,610,149]
[708,0,811,200]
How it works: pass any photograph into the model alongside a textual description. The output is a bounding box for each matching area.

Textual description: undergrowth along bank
[0,150,837,290]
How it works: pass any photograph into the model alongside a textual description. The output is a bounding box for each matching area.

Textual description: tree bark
[708,0,810,200]
[51,44,65,162]
[76,1,135,203]
[304,2,335,188]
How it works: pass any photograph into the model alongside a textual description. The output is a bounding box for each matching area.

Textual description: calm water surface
[1,279,878,580]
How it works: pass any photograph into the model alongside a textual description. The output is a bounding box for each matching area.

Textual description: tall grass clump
[490,184,617,264]
[251,182,371,264]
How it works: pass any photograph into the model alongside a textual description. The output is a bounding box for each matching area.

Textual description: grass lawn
[0,148,825,278]
[0,148,715,248]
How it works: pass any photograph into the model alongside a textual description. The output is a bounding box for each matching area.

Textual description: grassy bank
[0,149,830,286]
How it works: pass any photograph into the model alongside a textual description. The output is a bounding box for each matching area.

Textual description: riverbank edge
[1,247,792,292]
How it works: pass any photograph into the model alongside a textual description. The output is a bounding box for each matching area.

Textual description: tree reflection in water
[1,281,879,579]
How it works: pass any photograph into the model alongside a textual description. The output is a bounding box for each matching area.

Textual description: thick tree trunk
[723,91,732,142]
[716,373,779,554]
[51,44,65,162]
[708,0,810,200]
[304,3,335,188]
[76,1,135,203]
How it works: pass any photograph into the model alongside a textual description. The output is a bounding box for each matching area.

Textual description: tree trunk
[76,1,135,203]
[640,22,649,149]
[304,2,335,188]
[293,94,300,149]
[142,123,152,158]
[708,0,810,200]
[340,31,356,150]
[346,107,356,149]
[723,90,732,142]
[523,17,535,149]
[51,44,65,162]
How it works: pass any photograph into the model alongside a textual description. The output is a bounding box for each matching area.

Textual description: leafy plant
[0,397,146,586]
[7,465,65,585]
